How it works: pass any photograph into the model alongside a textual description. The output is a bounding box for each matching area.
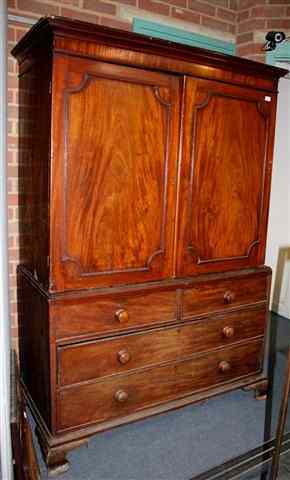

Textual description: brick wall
[236,0,290,62]
[7,0,290,349]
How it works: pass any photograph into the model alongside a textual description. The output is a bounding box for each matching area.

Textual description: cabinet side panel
[17,271,51,429]
[18,58,51,288]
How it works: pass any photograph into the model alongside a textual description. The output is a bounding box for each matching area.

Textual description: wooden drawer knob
[224,291,235,304]
[114,390,129,403]
[117,349,131,365]
[222,326,235,338]
[218,360,231,373]
[115,309,129,323]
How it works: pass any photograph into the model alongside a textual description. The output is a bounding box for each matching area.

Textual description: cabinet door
[50,56,181,291]
[176,77,276,276]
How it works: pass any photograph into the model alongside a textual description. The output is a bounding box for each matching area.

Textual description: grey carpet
[31,313,290,480]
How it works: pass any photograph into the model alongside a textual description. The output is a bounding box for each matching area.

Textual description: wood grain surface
[51,57,180,290]
[176,78,275,276]
[58,305,266,386]
[182,274,267,318]
[58,339,263,431]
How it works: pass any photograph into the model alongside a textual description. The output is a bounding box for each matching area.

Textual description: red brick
[164,0,187,7]
[188,0,215,16]
[8,0,16,7]
[9,288,17,304]
[8,105,18,118]
[269,0,290,4]
[8,43,16,57]
[10,305,18,317]
[252,5,285,17]
[171,7,200,24]
[287,6,290,16]
[7,151,15,165]
[17,0,59,16]
[8,248,19,260]
[237,42,263,56]
[100,17,131,30]
[84,0,117,14]
[229,0,238,8]
[8,235,19,249]
[8,207,18,221]
[8,237,15,249]
[236,32,254,44]
[238,18,266,33]
[9,276,17,287]
[228,24,235,34]
[7,136,18,147]
[201,15,229,32]
[8,58,15,74]
[237,10,250,22]
[8,27,15,42]
[7,178,17,193]
[15,27,29,41]
[8,262,16,278]
[207,0,228,7]
[239,0,265,8]
[7,74,18,89]
[11,326,19,338]
[7,90,14,104]
[7,166,18,177]
[7,121,14,135]
[114,0,137,5]
[59,0,80,5]
[267,18,290,28]
[138,0,170,15]
[216,7,236,22]
[61,7,99,23]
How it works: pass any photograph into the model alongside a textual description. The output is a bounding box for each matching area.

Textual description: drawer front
[182,275,267,319]
[54,290,177,340]
[58,340,263,430]
[58,306,267,386]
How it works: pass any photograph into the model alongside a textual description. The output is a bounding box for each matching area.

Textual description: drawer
[58,340,263,430]
[182,274,268,319]
[58,305,267,386]
[53,290,177,340]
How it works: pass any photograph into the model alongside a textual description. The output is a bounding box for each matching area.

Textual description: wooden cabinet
[13,17,286,476]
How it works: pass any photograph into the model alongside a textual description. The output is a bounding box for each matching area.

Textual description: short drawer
[58,340,263,430]
[53,290,177,340]
[58,305,267,386]
[182,274,268,319]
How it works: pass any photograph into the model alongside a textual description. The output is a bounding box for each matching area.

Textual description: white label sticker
[265,96,271,102]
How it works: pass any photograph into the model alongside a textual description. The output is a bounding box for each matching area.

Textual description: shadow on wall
[271,246,290,319]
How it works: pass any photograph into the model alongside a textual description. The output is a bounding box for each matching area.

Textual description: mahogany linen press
[12,16,287,475]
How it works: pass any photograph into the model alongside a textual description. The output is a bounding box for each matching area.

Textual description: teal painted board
[266,42,290,66]
[133,18,235,55]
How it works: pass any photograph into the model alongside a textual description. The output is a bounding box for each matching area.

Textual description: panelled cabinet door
[176,77,276,276]
[50,56,181,291]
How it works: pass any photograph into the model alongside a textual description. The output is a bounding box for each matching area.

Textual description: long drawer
[182,274,267,319]
[58,305,267,386]
[53,272,268,341]
[58,340,263,431]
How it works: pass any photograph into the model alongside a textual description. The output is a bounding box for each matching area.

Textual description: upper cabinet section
[11,17,287,292]
[176,78,276,276]
[50,56,181,290]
